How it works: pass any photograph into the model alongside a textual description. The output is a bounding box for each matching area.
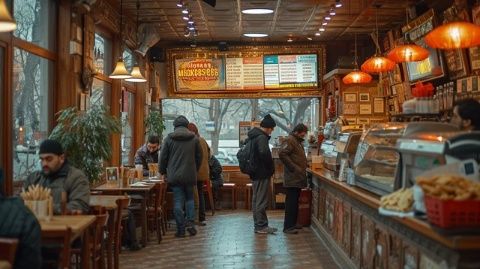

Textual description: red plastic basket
[424,195,480,229]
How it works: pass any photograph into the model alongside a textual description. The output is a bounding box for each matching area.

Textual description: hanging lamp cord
[354,33,358,69]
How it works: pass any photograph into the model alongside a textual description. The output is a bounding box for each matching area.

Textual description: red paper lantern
[342,71,372,84]
[387,44,430,63]
[361,56,396,73]
[425,22,480,49]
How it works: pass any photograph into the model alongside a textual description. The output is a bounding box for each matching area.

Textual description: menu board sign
[175,58,225,91]
[225,57,264,90]
[264,54,317,89]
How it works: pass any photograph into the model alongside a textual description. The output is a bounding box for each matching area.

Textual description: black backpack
[237,138,256,176]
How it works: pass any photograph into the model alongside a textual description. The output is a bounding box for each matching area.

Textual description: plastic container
[424,195,480,228]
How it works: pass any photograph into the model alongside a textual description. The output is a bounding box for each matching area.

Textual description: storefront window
[13,0,56,51]
[91,78,111,107]
[93,33,112,75]
[12,48,53,181]
[121,88,135,165]
[162,98,318,165]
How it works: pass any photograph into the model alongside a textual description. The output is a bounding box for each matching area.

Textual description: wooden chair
[203,180,215,216]
[222,183,237,209]
[160,182,168,235]
[41,228,73,269]
[0,238,18,267]
[146,182,166,243]
[114,197,130,269]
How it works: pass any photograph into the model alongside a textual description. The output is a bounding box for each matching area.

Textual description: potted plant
[144,110,165,138]
[49,104,121,183]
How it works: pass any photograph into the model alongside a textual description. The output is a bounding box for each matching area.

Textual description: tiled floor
[120,210,339,269]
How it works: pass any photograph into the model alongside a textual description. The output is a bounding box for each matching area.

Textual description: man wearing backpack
[247,114,277,234]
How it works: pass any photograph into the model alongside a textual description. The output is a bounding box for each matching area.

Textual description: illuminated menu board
[225,57,264,90]
[264,54,317,89]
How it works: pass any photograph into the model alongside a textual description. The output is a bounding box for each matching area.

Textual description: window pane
[13,48,53,182]
[162,98,318,166]
[123,49,133,72]
[121,89,135,165]
[13,0,56,51]
[91,78,111,107]
[93,33,112,75]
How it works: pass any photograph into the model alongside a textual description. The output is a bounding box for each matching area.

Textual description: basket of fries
[21,185,53,221]
[417,175,480,228]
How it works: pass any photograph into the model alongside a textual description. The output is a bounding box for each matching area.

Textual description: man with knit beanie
[159,116,202,237]
[247,114,277,234]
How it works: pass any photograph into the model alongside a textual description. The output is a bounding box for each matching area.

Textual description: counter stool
[245,183,252,210]
[222,183,237,209]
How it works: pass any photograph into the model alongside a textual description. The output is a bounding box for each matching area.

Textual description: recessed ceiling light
[325,16,331,20]
[243,33,268,37]
[322,21,328,26]
[315,32,321,36]
[335,0,343,8]
[319,28,325,32]
[287,38,293,42]
[176,1,184,8]
[182,8,189,14]
[242,8,274,15]
[329,9,336,16]
[188,25,195,31]
[188,16,195,24]
[307,37,313,41]
[182,15,189,20]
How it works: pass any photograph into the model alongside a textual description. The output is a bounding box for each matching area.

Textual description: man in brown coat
[188,123,210,225]
[278,124,308,234]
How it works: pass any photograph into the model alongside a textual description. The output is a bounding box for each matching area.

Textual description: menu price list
[225,57,264,90]
[264,54,317,89]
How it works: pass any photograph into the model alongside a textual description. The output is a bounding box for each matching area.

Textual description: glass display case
[353,123,407,196]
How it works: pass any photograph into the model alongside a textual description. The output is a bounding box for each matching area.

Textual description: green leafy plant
[144,110,165,137]
[49,105,121,182]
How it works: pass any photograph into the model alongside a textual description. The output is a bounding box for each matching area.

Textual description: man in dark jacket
[0,194,42,269]
[248,114,277,234]
[208,155,223,210]
[134,135,161,176]
[279,123,308,234]
[24,139,90,215]
[159,116,202,237]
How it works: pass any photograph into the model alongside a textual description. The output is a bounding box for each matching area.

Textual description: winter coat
[196,137,210,182]
[134,144,160,176]
[209,155,223,188]
[0,195,42,269]
[248,127,275,180]
[279,133,308,188]
[159,126,202,186]
[24,162,91,214]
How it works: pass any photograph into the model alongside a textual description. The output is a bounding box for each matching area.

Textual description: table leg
[81,228,91,269]
[141,192,147,246]
[107,209,115,269]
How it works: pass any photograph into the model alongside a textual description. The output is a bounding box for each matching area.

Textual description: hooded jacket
[159,125,202,186]
[279,133,308,188]
[196,137,210,182]
[24,162,90,214]
[247,127,274,180]
[0,195,42,269]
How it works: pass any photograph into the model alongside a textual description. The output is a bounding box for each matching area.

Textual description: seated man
[0,170,42,269]
[134,135,161,176]
[24,139,90,215]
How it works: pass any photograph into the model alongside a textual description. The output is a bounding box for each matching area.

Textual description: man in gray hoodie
[159,116,202,237]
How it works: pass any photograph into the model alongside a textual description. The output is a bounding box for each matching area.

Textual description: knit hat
[39,139,64,155]
[173,115,189,128]
[187,123,199,136]
[260,114,276,128]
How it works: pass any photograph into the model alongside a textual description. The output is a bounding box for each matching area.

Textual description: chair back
[114,196,130,247]
[0,238,18,266]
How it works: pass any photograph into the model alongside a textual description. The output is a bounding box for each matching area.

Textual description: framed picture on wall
[470,4,480,72]
[357,118,370,124]
[444,49,470,80]
[343,103,358,115]
[359,104,372,115]
[373,97,385,114]
[345,117,357,125]
[105,167,119,182]
[344,93,357,102]
[359,93,370,102]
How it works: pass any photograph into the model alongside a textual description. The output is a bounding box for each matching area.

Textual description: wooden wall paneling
[318,188,326,224]
[374,225,389,269]
[361,216,376,269]
[342,202,352,257]
[311,183,319,220]
[335,197,344,244]
[402,241,420,269]
[351,208,362,268]
[1,38,13,195]
[109,37,122,166]
[325,192,334,233]
[387,233,403,269]
[134,82,145,152]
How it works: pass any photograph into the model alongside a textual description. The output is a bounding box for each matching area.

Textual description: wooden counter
[308,168,480,269]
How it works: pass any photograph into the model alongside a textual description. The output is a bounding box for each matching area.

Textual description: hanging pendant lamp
[0,0,16,32]
[387,4,429,63]
[126,1,147,83]
[343,34,372,84]
[109,0,132,79]
[361,5,396,74]
[425,21,480,49]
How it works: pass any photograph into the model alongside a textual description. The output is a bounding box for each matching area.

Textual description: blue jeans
[171,185,195,234]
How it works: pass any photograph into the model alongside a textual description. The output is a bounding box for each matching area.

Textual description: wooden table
[40,215,96,269]
[92,182,155,246]
[90,195,126,269]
